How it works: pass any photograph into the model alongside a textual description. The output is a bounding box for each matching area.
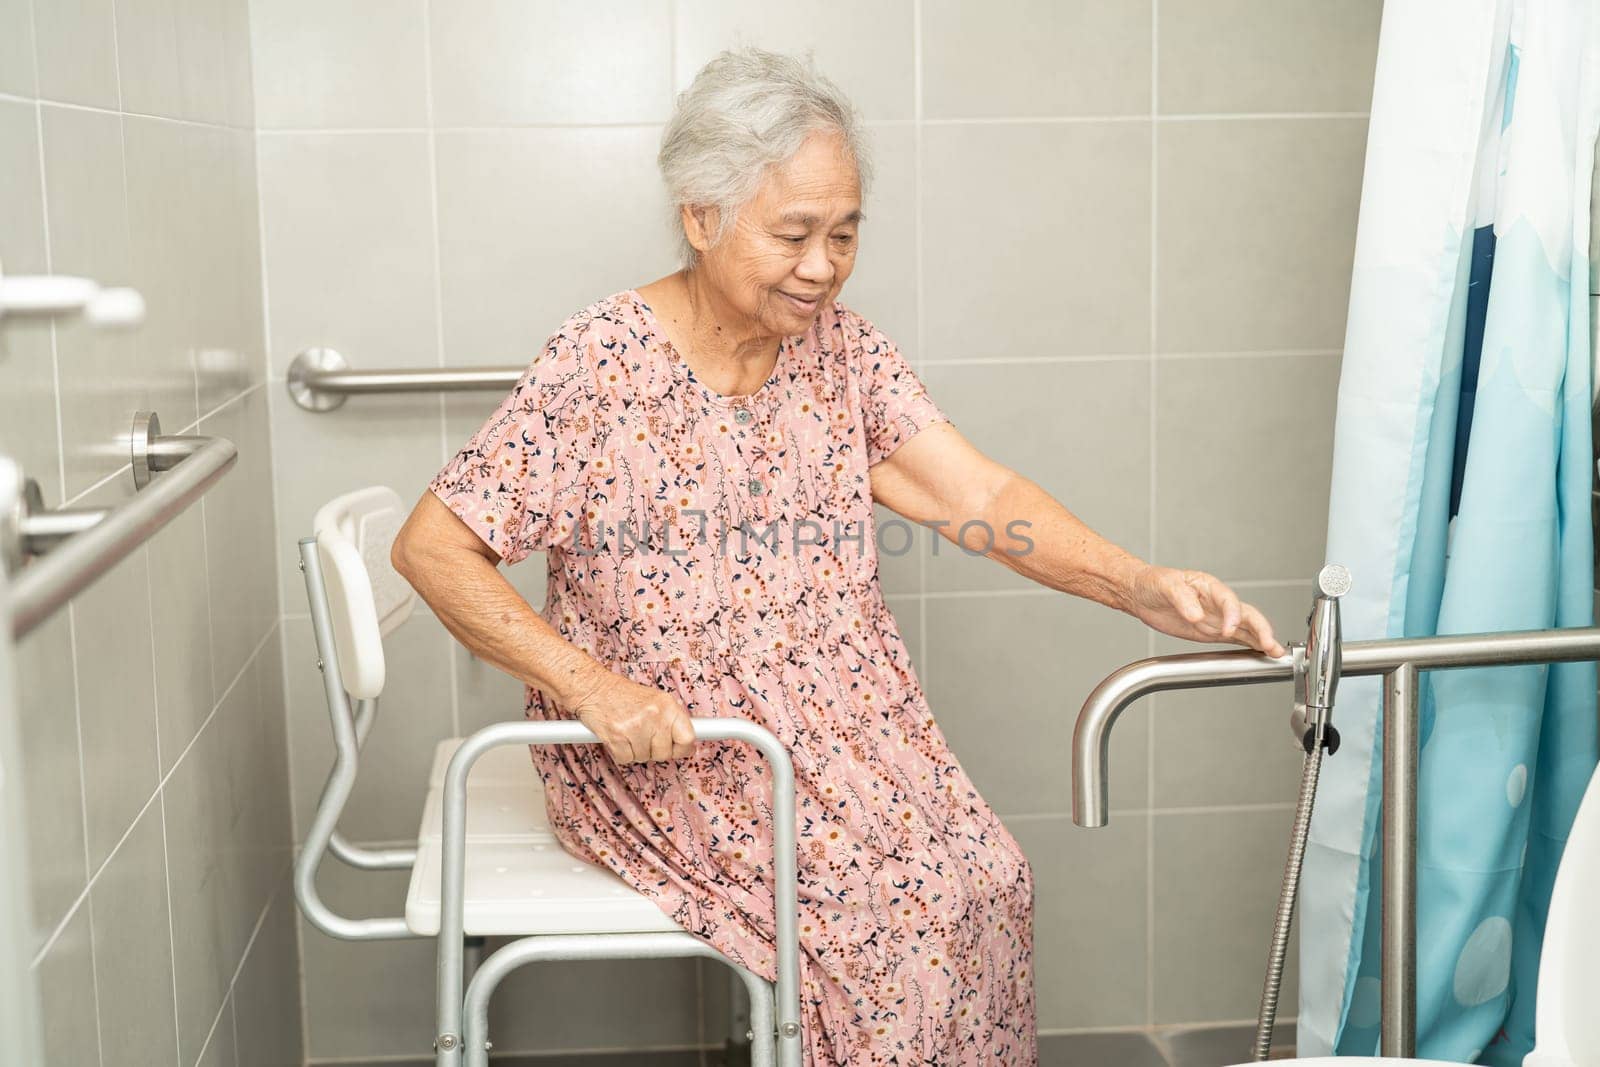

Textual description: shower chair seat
[404,738,680,937]
[293,485,802,1067]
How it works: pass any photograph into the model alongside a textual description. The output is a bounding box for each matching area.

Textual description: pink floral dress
[430,291,1037,1065]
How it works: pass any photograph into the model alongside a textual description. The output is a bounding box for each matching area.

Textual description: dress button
[748,478,765,496]
[734,408,753,425]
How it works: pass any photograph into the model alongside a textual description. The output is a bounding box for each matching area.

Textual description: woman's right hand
[563,667,698,764]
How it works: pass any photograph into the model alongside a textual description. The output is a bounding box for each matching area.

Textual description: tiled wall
[0,0,300,1064]
[250,0,1379,1060]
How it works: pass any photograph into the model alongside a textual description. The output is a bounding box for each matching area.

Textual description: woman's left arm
[869,421,1286,657]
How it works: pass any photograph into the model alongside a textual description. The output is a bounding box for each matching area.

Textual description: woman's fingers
[1190,572,1240,638]
[648,724,673,762]
[1239,602,1286,657]
[669,711,697,760]
[607,732,638,765]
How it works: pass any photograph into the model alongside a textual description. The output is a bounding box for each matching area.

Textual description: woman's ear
[681,203,721,257]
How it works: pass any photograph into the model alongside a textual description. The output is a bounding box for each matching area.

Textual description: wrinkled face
[687,129,862,337]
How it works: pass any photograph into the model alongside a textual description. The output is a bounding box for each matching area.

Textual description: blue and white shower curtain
[1299,2,1600,1063]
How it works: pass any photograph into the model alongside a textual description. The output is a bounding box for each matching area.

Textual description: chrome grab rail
[1071,623,1600,1059]
[2,411,237,640]
[288,348,520,412]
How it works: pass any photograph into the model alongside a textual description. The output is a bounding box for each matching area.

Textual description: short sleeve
[428,330,596,564]
[854,314,951,466]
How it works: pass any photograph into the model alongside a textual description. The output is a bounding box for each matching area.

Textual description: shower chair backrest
[311,485,416,701]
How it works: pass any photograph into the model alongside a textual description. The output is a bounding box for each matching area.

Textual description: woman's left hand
[1122,563,1287,657]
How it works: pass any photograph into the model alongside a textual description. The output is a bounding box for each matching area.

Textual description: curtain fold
[1299,2,1600,1062]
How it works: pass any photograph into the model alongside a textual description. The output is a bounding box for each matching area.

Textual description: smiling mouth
[779,291,824,312]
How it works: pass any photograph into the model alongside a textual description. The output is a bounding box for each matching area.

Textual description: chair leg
[743,978,776,1067]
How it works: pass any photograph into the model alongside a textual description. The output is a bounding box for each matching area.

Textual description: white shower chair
[292,486,802,1067]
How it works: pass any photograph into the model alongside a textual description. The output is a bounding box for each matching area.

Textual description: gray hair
[659,48,872,267]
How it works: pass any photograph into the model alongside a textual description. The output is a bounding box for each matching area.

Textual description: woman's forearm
[963,470,1146,611]
[392,533,606,710]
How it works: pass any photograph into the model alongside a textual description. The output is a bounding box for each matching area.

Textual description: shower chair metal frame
[293,528,804,1067]
[1072,621,1600,1060]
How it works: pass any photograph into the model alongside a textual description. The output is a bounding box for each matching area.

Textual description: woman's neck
[636,270,780,396]
[679,269,780,366]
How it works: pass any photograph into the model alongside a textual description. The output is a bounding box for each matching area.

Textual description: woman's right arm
[391,490,696,763]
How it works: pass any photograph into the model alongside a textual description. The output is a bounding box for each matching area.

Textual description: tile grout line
[244,23,316,1054]
[1146,0,1161,1031]
[912,0,928,688]
[419,0,459,742]
[128,112,1385,136]
[27,620,280,971]
[190,853,296,1067]
[142,519,187,1065]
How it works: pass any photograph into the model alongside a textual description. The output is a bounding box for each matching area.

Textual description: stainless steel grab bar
[287,348,520,412]
[1071,623,1600,1059]
[3,411,237,640]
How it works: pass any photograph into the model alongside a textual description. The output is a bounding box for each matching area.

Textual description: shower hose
[1252,733,1327,1061]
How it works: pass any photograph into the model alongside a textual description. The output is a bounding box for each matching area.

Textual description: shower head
[1305,564,1349,715]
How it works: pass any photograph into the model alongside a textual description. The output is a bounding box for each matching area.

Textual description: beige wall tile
[88,803,180,1064]
[257,132,440,376]
[195,128,267,412]
[200,386,279,687]
[924,591,1149,816]
[1156,118,1366,353]
[1152,807,1300,1023]
[121,116,207,434]
[271,388,446,608]
[434,126,676,365]
[431,0,673,125]
[33,904,101,1067]
[250,0,429,128]
[164,694,237,1063]
[921,359,1151,593]
[0,100,60,504]
[32,0,118,108]
[1154,354,1339,581]
[232,878,303,1067]
[13,611,86,952]
[922,122,1151,360]
[922,0,1151,118]
[0,0,35,97]
[295,865,447,1058]
[114,0,185,119]
[41,105,165,499]
[1159,0,1381,115]
[1013,814,1148,1029]
[674,0,914,121]
[841,122,917,354]
[68,523,159,871]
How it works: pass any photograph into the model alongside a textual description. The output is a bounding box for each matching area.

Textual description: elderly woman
[394,48,1283,1066]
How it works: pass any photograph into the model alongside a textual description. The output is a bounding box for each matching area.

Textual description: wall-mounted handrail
[3,412,237,640]
[288,348,520,412]
[1072,622,1600,1059]
[0,272,145,327]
